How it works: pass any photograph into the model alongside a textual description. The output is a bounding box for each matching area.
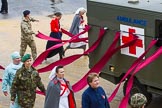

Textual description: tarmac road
[0,0,86,19]
[0,0,162,108]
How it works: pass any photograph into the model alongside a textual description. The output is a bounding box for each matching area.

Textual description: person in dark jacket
[0,0,8,14]
[10,54,46,108]
[44,65,76,108]
[82,73,110,108]
[45,12,64,60]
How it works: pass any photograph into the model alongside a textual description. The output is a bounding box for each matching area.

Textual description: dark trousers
[1,0,8,12]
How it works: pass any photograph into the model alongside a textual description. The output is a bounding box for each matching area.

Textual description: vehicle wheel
[123,78,152,106]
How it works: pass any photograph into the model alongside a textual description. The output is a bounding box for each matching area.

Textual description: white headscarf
[75,7,86,15]
[49,66,57,80]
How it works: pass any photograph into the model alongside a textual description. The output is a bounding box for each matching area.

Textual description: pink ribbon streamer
[119,40,162,108]
[37,28,106,73]
[61,28,74,37]
[32,25,90,67]
[36,90,45,95]
[0,65,5,82]
[0,27,101,96]
[36,32,64,42]
[60,25,90,38]
[0,65,5,70]
[36,31,88,43]
[33,27,104,96]
[72,32,139,92]
[108,40,157,102]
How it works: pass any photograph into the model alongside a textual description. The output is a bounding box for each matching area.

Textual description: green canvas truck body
[87,0,162,102]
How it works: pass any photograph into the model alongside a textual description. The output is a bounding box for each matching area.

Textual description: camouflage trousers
[20,103,34,108]
[20,39,37,60]
[20,104,34,108]
[18,93,35,108]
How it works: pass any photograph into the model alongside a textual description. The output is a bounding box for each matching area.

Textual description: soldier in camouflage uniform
[130,93,147,108]
[20,10,38,61]
[10,54,46,108]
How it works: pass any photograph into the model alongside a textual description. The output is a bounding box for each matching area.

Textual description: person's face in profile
[80,11,86,16]
[26,14,30,20]
[89,76,100,89]
[57,15,62,20]
[13,57,21,65]
[56,68,65,79]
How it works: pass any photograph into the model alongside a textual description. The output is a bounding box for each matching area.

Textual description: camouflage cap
[130,93,147,108]
[21,54,31,62]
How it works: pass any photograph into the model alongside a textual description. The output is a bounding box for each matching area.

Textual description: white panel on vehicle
[120,24,145,58]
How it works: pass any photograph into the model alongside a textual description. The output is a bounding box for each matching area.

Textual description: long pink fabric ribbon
[0,26,100,96]
[32,25,90,67]
[0,65,5,70]
[108,40,157,103]
[0,65,5,82]
[72,32,139,92]
[36,90,45,95]
[119,40,162,108]
[35,28,106,95]
[37,28,106,73]
[36,31,88,43]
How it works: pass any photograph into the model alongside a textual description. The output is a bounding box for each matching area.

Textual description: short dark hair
[23,10,30,17]
[87,73,99,85]
[56,65,64,73]
[54,12,62,17]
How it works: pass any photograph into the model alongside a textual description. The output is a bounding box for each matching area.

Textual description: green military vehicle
[87,0,162,104]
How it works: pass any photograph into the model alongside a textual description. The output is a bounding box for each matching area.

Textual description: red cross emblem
[122,28,143,55]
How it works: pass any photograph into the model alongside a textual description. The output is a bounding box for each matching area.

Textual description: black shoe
[0,10,8,14]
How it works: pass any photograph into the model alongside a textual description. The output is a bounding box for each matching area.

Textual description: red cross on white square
[120,24,145,58]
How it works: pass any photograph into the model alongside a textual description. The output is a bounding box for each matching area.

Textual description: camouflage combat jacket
[10,65,45,107]
[21,17,36,41]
